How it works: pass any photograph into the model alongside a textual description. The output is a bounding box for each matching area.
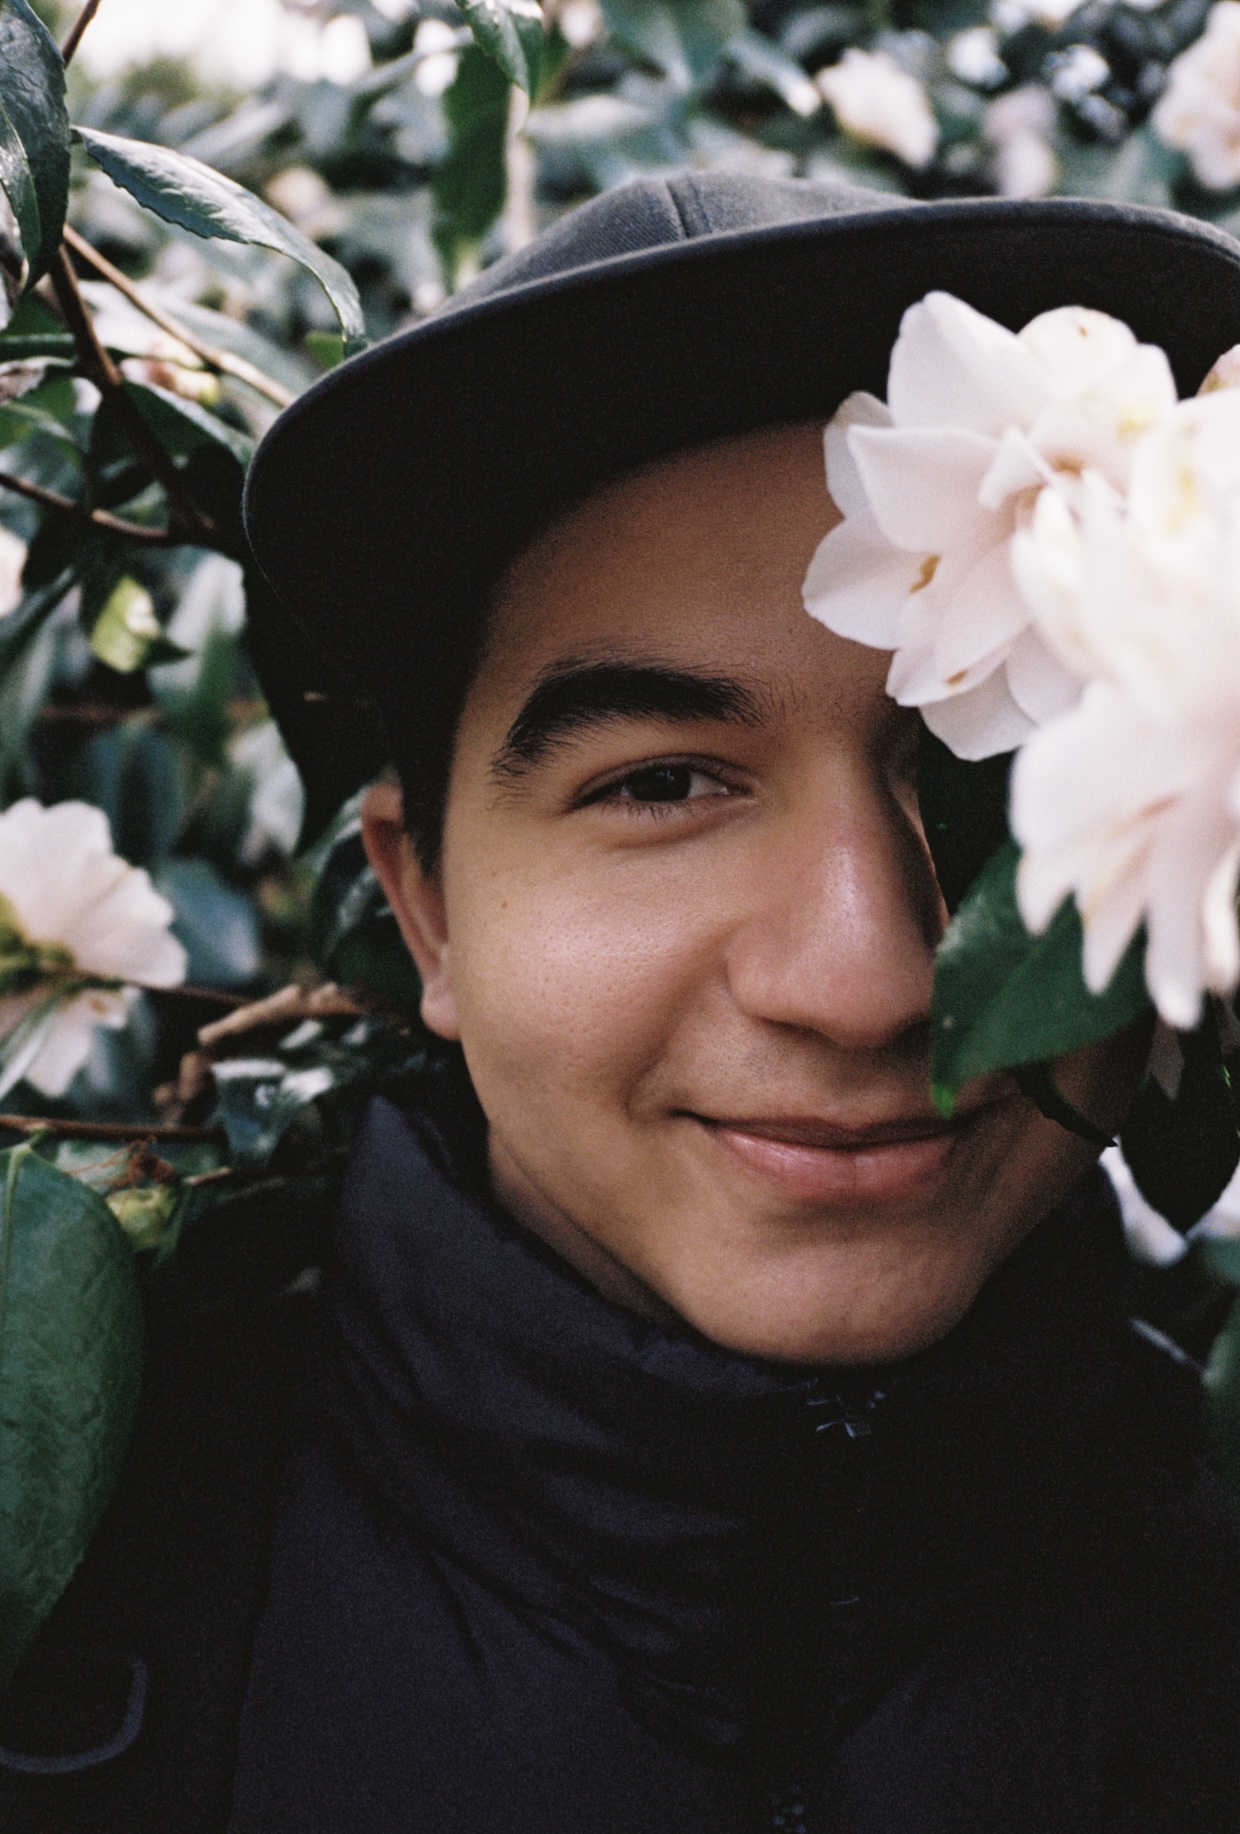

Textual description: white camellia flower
[802,291,1178,758]
[1010,387,1240,1029]
[984,85,1057,198]
[0,526,26,619]
[1153,1,1240,190]
[0,800,187,1096]
[816,49,939,170]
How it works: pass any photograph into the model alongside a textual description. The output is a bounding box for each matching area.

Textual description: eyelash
[576,758,745,817]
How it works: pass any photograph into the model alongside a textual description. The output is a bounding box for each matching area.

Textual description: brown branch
[60,0,105,66]
[49,248,223,549]
[63,226,296,410]
[0,467,175,543]
[0,1113,225,1143]
[146,982,248,1010]
[197,981,362,1050]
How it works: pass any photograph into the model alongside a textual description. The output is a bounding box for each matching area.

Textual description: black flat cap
[242,170,1240,839]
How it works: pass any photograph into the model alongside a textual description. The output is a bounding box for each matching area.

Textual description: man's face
[366,422,1145,1364]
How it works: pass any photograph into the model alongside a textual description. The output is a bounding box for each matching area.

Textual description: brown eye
[618,764,701,802]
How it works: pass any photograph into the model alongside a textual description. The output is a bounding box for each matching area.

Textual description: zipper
[758,1379,889,1834]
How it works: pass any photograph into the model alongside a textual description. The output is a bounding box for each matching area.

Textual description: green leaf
[932,839,1150,1109]
[601,0,745,88]
[309,809,423,1013]
[459,0,544,93]
[1119,1016,1240,1233]
[916,727,1013,915]
[125,378,255,473]
[212,1055,337,1169]
[0,0,70,287]
[432,44,510,284]
[89,575,186,674]
[1205,1292,1240,1527]
[0,1146,143,1684]
[74,127,367,359]
[725,28,822,117]
[156,857,260,990]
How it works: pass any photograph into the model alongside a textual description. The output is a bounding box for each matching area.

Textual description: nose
[724,764,944,1054]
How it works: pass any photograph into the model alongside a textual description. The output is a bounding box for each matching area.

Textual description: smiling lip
[696,1110,981,1205]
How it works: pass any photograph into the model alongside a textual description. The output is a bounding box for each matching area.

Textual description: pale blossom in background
[0,800,186,1096]
[984,85,1058,197]
[1011,389,1240,1029]
[0,527,26,619]
[816,49,939,170]
[75,0,371,87]
[947,28,1006,90]
[802,292,1177,759]
[1153,1,1240,190]
[412,19,464,98]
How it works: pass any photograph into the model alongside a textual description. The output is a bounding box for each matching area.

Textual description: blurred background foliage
[5,0,1240,1677]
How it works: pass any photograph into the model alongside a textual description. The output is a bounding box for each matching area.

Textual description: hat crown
[438,170,909,318]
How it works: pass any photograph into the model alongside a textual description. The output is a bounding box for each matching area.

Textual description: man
[7,173,1240,1831]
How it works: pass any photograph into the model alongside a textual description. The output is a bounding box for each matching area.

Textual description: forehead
[473,420,843,694]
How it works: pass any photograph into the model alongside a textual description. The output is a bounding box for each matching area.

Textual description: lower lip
[706,1123,961,1205]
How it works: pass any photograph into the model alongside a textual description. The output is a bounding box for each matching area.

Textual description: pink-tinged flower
[802,290,1178,759]
[1010,390,1240,1029]
[1153,2,1240,191]
[816,49,939,170]
[0,527,25,619]
[0,800,187,1095]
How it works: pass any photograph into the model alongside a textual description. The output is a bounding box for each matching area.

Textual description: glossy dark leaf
[932,840,1150,1109]
[156,858,261,990]
[0,1147,143,1685]
[432,44,510,282]
[0,0,70,286]
[601,0,745,88]
[75,127,367,357]
[1119,1016,1240,1233]
[459,0,544,93]
[309,810,424,1013]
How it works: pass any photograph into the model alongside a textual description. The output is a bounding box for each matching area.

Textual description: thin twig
[184,1165,236,1189]
[0,1113,225,1143]
[63,226,296,410]
[49,248,223,549]
[60,0,104,67]
[0,468,175,543]
[146,983,248,1009]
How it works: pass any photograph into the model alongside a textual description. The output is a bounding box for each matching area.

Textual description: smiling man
[14,173,1238,1834]
[219,174,1240,1834]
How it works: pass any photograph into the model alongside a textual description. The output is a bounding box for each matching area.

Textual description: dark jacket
[3,1090,1239,1833]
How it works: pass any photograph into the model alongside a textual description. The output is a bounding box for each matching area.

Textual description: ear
[360,780,460,1041]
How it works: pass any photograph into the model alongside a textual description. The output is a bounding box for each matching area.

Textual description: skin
[364,422,1148,1366]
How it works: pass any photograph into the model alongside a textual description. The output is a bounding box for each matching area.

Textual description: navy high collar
[324,1091,1139,1760]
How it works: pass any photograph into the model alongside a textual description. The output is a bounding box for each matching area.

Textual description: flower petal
[1004,625,1082,724]
[849,424,996,553]
[1017,304,1139,400]
[824,392,891,520]
[802,512,919,648]
[919,667,1034,760]
[887,291,1050,436]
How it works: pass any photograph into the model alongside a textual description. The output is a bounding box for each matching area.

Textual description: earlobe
[360,780,461,1041]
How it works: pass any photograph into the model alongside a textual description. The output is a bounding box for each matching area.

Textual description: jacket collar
[325,1084,1136,1758]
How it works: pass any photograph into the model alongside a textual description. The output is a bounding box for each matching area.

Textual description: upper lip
[694,1108,985,1150]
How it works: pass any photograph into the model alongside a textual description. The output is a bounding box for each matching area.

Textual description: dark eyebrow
[491,657,765,781]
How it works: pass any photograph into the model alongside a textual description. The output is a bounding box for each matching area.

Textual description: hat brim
[243,195,1240,834]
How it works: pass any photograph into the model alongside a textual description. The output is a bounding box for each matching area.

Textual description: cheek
[443,854,725,1117]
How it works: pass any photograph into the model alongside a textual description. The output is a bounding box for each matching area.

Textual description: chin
[669,1246,993,1368]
